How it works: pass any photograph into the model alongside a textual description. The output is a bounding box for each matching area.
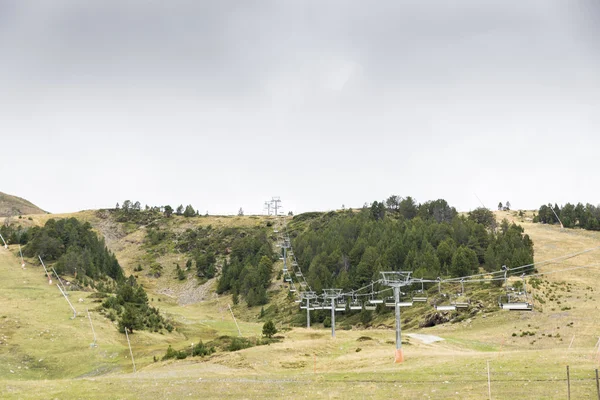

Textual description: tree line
[534,202,600,230]
[289,197,534,293]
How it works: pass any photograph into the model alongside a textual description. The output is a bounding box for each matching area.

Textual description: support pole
[394,286,403,363]
[38,256,53,284]
[51,267,67,292]
[0,233,7,249]
[487,360,492,400]
[595,369,599,400]
[57,284,77,318]
[306,297,311,329]
[330,297,335,338]
[125,328,136,373]
[19,245,25,268]
[567,365,571,400]
[228,304,242,336]
[87,309,97,347]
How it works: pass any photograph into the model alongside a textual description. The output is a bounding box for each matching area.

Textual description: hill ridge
[0,191,47,217]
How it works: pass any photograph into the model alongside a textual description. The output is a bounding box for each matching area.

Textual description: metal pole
[228,304,242,336]
[331,298,335,338]
[394,286,403,363]
[487,360,492,400]
[38,256,53,283]
[306,297,310,329]
[567,365,571,400]
[19,245,25,268]
[57,284,77,318]
[125,328,136,373]
[0,233,7,249]
[51,267,67,292]
[87,309,97,347]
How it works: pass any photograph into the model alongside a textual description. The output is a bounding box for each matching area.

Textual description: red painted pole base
[395,349,404,363]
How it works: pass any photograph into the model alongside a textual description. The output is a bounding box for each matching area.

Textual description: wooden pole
[595,369,599,400]
[566,365,570,400]
[487,360,492,400]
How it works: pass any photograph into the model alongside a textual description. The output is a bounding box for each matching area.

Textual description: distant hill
[0,191,47,217]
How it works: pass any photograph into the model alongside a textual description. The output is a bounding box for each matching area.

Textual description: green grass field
[2,211,600,399]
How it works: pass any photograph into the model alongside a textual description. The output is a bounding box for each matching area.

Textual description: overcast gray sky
[1,1,599,215]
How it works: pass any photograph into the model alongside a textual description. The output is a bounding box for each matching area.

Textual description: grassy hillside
[2,210,600,399]
[0,192,46,217]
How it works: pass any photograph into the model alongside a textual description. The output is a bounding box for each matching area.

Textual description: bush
[162,345,187,360]
[192,341,215,357]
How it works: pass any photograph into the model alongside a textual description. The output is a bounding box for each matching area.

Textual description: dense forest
[534,202,600,230]
[23,218,123,280]
[216,231,275,306]
[289,198,534,293]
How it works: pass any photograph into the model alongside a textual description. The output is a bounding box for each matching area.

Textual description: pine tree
[262,320,277,338]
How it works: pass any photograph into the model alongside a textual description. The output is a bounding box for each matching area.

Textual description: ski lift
[364,302,376,311]
[452,279,470,309]
[312,302,323,310]
[412,280,428,302]
[290,287,297,293]
[499,273,533,310]
[398,291,414,307]
[335,299,347,312]
[385,296,396,307]
[434,277,456,311]
[295,271,303,278]
[284,275,292,282]
[349,296,362,311]
[368,283,383,305]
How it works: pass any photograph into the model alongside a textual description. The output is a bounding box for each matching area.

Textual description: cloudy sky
[1,1,599,215]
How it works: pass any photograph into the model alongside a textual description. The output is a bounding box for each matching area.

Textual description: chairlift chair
[295,271,303,277]
[435,304,457,311]
[349,299,362,311]
[335,300,347,312]
[364,303,377,311]
[498,294,532,311]
[452,280,470,309]
[398,291,414,307]
[385,296,396,307]
[412,280,428,302]
[498,272,533,311]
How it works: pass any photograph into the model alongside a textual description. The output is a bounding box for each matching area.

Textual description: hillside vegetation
[2,203,600,399]
[0,191,46,217]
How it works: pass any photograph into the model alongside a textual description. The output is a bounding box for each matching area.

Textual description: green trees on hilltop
[535,202,600,230]
[290,198,534,292]
[23,218,123,280]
